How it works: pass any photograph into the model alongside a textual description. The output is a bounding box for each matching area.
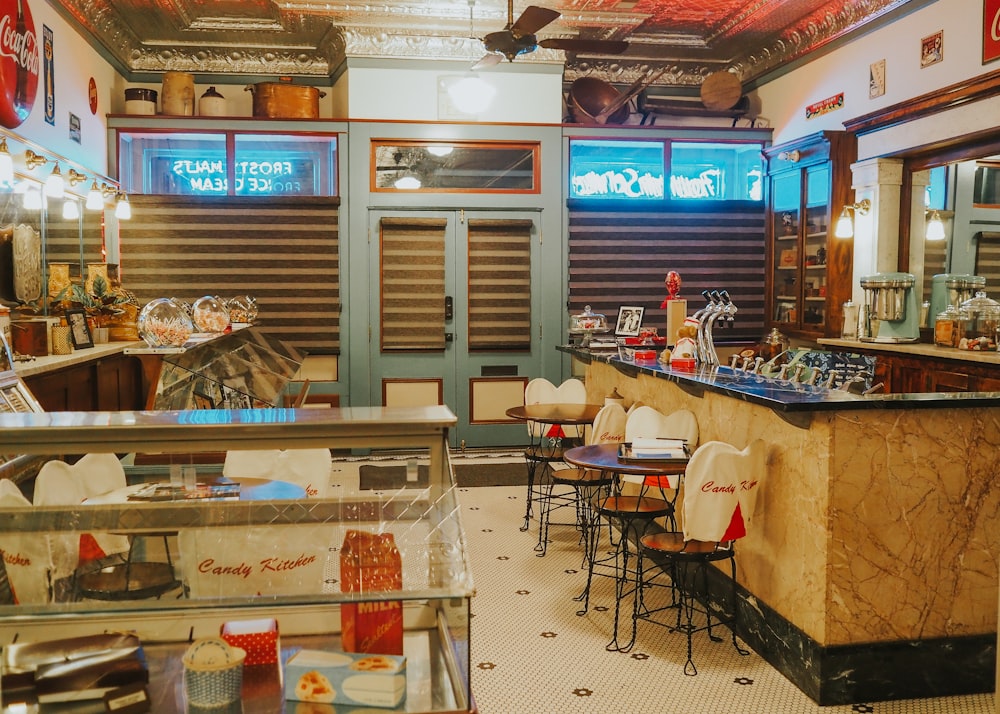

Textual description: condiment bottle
[340,529,404,655]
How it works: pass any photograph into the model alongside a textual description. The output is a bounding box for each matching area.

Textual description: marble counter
[12,341,142,378]
[567,347,1000,705]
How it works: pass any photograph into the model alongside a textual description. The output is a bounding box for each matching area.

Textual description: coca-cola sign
[0,0,39,128]
[986,0,1000,64]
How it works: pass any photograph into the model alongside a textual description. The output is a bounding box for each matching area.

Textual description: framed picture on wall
[920,30,943,68]
[65,309,93,349]
[985,0,1000,64]
[615,306,644,336]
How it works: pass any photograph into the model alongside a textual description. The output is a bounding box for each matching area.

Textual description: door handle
[445,332,454,342]
[444,296,453,320]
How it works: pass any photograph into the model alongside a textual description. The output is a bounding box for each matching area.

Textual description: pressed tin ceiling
[47,0,932,91]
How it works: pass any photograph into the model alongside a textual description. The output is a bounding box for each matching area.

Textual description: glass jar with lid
[934,304,966,348]
[138,298,194,347]
[957,291,999,351]
[569,305,609,346]
[192,295,230,333]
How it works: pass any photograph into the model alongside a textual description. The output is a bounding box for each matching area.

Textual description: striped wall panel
[380,217,446,351]
[568,201,766,343]
[468,219,532,351]
[121,196,340,354]
[974,231,1000,289]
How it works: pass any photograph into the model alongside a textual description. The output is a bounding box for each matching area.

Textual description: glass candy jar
[569,305,609,346]
[957,291,999,351]
[227,295,258,325]
[138,298,194,347]
[192,295,230,333]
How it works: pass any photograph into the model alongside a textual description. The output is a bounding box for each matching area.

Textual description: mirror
[904,144,1000,323]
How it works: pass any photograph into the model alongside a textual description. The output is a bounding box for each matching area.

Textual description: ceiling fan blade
[511,5,560,36]
[471,52,504,71]
[539,38,629,54]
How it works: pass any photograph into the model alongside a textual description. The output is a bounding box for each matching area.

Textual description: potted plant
[70,274,130,342]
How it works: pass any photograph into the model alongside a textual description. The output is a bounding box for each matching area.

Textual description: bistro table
[505,403,601,547]
[564,442,689,651]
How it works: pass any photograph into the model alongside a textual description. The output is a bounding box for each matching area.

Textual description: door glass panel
[467,219,532,351]
[771,172,800,324]
[380,217,446,351]
[803,166,830,329]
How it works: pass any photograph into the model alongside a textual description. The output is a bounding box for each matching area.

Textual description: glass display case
[127,326,303,410]
[0,405,473,713]
[763,131,857,339]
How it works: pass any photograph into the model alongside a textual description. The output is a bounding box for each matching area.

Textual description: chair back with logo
[682,440,766,543]
[589,402,627,446]
[625,406,699,448]
[0,480,52,604]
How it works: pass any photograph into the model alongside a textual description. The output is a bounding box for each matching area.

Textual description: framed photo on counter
[66,309,94,349]
[615,306,644,336]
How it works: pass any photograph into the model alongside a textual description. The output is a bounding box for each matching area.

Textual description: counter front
[561,345,1000,705]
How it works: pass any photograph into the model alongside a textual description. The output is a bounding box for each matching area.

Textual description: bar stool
[637,440,766,675]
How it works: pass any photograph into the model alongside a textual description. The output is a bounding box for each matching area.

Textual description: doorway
[369,209,542,447]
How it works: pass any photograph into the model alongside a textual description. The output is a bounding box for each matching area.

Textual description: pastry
[295,670,336,703]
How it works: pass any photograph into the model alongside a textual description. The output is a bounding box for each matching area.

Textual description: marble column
[849,157,904,303]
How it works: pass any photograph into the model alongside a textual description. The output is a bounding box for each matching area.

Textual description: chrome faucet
[694,290,737,367]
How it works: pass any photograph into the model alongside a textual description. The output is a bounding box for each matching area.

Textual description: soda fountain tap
[730,353,741,369]
[825,370,841,389]
[753,356,765,374]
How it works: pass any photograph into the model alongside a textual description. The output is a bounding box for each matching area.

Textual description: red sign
[985,0,1000,64]
[805,92,844,120]
[0,0,39,128]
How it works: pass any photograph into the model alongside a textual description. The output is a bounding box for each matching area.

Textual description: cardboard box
[220,619,279,666]
[284,649,406,709]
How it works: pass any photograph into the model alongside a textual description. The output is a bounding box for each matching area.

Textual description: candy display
[138,297,194,347]
[192,295,230,333]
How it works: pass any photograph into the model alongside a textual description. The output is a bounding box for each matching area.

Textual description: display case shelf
[0,406,473,713]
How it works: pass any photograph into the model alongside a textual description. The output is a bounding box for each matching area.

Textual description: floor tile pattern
[459,484,995,714]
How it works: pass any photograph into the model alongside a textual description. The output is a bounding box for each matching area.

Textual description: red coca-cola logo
[0,0,39,128]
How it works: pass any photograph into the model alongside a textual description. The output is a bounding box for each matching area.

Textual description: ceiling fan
[472,1,629,70]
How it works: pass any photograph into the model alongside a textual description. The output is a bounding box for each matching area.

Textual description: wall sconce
[0,138,13,186]
[24,149,47,170]
[44,162,65,198]
[925,210,946,241]
[114,193,131,220]
[834,198,871,239]
[66,168,87,187]
[62,197,80,220]
[86,180,104,210]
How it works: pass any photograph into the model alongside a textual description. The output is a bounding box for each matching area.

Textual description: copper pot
[567,77,630,125]
[245,82,326,119]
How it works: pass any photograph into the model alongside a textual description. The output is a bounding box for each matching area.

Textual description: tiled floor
[459,484,995,714]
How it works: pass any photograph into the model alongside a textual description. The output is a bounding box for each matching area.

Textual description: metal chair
[519,378,588,533]
[637,439,767,675]
[537,402,626,556]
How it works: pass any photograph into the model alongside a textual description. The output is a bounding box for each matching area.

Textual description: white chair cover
[625,406,699,447]
[590,402,627,446]
[0,480,52,603]
[682,440,766,543]
[524,378,558,438]
[34,456,130,565]
[223,448,333,498]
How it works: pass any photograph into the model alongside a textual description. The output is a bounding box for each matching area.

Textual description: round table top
[564,443,688,476]
[505,403,601,425]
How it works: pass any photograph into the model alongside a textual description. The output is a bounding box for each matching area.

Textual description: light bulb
[23,186,42,209]
[834,207,853,239]
[115,193,131,220]
[62,198,80,220]
[86,181,104,210]
[0,138,13,187]
[45,163,65,198]
[925,210,946,241]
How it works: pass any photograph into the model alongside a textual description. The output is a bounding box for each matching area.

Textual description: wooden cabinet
[24,352,143,411]
[839,345,1000,394]
[764,131,857,339]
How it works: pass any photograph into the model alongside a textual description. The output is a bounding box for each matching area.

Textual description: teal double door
[368,208,544,448]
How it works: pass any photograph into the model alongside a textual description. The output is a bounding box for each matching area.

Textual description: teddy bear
[669,317,699,365]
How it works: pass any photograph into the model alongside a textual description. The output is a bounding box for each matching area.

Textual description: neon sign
[171,158,311,195]
[669,168,723,199]
[571,168,664,199]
